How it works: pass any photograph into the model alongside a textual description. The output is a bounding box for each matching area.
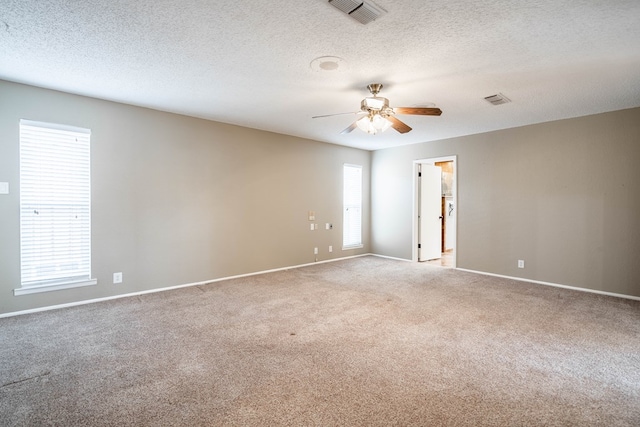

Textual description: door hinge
[418,244,421,248]
[418,172,422,177]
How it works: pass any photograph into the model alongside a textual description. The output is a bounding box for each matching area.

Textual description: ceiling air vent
[328,0,387,24]
[484,93,511,106]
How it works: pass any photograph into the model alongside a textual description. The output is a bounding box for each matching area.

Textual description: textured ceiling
[2,0,640,150]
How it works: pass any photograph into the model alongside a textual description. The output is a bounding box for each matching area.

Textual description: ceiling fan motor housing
[361,96,391,113]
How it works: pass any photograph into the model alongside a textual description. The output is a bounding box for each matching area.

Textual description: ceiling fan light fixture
[356,116,376,134]
[356,113,391,134]
[372,114,392,131]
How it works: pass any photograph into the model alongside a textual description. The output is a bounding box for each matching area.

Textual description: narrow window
[343,164,362,249]
[17,120,95,295]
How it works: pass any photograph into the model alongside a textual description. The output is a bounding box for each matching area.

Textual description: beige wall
[372,107,640,297]
[0,81,371,315]
[2,80,638,315]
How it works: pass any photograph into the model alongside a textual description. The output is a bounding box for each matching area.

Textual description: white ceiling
[2,0,640,151]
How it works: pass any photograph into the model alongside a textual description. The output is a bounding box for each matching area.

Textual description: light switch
[0,182,8,194]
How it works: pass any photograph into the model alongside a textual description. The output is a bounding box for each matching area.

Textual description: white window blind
[343,164,362,249]
[19,120,93,291]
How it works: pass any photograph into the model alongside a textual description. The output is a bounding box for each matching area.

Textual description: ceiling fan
[313,83,442,135]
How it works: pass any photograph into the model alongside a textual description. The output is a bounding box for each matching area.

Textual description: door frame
[412,155,458,266]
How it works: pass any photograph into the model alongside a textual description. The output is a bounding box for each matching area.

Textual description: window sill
[342,244,364,251]
[14,279,97,296]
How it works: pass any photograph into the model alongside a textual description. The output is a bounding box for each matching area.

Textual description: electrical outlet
[518,260,525,269]
[310,223,314,231]
[113,272,123,284]
[314,247,318,255]
[329,245,333,252]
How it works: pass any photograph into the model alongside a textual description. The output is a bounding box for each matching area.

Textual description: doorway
[413,156,457,267]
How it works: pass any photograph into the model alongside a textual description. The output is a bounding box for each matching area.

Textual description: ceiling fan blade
[312,111,361,119]
[393,107,442,116]
[387,116,412,134]
[340,121,359,134]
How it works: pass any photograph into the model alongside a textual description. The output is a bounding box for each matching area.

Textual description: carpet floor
[1,256,639,426]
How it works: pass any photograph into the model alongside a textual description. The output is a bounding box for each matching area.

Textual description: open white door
[419,164,442,261]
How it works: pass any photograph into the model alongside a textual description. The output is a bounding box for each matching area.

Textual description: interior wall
[0,80,371,315]
[371,107,640,297]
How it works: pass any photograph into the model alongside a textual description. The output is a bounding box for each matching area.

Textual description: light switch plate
[0,182,8,194]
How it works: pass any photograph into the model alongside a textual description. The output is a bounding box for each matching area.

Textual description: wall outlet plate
[518,260,525,269]
[113,272,123,283]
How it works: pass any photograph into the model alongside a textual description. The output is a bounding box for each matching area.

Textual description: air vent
[484,93,511,106]
[328,0,387,24]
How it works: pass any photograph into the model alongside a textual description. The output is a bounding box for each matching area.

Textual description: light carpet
[1,256,639,426]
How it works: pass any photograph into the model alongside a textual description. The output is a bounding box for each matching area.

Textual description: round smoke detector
[310,56,347,72]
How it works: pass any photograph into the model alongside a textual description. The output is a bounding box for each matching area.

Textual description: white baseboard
[455,268,640,301]
[4,254,637,318]
[371,254,412,262]
[0,254,372,318]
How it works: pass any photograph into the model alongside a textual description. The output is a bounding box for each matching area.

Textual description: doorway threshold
[425,251,454,267]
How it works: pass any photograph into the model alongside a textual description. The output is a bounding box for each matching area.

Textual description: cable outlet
[517,260,525,269]
[113,272,123,283]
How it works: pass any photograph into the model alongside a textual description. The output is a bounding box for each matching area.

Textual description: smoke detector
[328,0,387,25]
[310,56,347,72]
[484,93,511,106]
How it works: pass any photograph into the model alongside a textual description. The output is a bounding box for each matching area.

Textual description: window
[343,164,362,249]
[16,120,95,295]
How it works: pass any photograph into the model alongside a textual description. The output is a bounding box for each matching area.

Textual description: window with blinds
[18,120,95,295]
[343,164,363,249]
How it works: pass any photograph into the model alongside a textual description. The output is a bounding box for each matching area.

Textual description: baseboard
[370,254,412,262]
[456,268,640,302]
[5,254,637,318]
[0,254,373,319]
